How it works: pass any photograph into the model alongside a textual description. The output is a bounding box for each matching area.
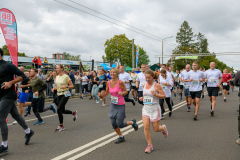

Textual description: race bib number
[192,80,199,84]
[210,79,217,83]
[161,85,166,90]
[223,82,228,86]
[132,83,136,86]
[99,84,103,88]
[111,96,118,104]
[64,91,71,97]
[179,82,184,85]
[185,85,190,89]
[143,96,153,105]
[33,94,38,98]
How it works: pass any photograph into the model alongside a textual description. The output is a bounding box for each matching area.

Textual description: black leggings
[124,91,133,102]
[32,98,51,121]
[57,95,72,124]
[82,84,88,93]
[159,97,172,114]
[110,118,127,130]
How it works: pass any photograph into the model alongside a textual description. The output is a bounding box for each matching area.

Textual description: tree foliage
[2,45,27,57]
[103,34,150,67]
[63,52,81,61]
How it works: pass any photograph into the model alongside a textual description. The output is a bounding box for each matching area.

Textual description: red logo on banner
[0,8,18,66]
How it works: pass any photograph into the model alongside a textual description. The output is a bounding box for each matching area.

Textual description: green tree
[137,47,150,67]
[63,52,81,61]
[2,45,27,57]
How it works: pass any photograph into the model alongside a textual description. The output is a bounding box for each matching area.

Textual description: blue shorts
[18,92,29,103]
[183,86,191,97]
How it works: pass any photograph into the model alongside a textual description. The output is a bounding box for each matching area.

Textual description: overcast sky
[0,0,240,69]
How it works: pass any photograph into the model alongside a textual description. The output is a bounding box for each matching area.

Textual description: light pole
[162,36,173,64]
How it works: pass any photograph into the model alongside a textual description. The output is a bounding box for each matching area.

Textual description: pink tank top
[109,80,125,105]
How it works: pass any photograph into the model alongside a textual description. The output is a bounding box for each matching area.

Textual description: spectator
[66,66,70,72]
[43,57,48,67]
[37,56,42,69]
[80,72,89,99]
[75,72,81,95]
[37,69,45,80]
[69,70,75,94]
[46,71,53,97]
[32,56,38,68]
[135,67,141,74]
[64,70,68,75]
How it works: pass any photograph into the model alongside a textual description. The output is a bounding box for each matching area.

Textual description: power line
[54,0,177,47]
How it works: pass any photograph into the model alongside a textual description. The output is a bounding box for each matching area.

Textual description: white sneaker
[13,121,18,125]
[96,100,100,104]
[102,103,106,107]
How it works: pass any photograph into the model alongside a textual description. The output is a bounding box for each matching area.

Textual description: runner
[139,70,168,153]
[136,64,147,105]
[178,69,184,101]
[46,70,58,110]
[130,68,138,101]
[199,67,206,99]
[52,64,77,132]
[119,66,135,106]
[104,68,138,144]
[0,49,34,155]
[205,62,223,116]
[180,65,192,112]
[98,69,108,106]
[230,70,235,92]
[80,72,89,99]
[159,70,173,117]
[185,62,205,120]
[29,68,56,125]
[174,70,180,94]
[222,68,232,102]
[166,67,176,97]
[91,71,100,104]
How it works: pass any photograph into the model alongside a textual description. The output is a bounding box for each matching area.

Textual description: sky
[0,0,240,69]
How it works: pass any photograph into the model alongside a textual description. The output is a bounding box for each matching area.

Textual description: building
[53,53,64,60]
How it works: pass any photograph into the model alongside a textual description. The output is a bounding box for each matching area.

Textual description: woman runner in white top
[139,70,168,154]
[159,70,173,118]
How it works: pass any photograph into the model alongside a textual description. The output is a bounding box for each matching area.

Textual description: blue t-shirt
[135,71,141,74]
[107,74,112,80]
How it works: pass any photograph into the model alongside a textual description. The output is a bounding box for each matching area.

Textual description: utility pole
[162,36,173,65]
[132,39,134,69]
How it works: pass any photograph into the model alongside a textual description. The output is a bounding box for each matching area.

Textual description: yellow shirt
[55,74,71,96]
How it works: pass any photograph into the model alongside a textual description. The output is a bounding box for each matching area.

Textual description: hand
[52,88,55,92]
[34,91,39,96]
[25,90,29,94]
[216,84,220,87]
[139,97,143,101]
[162,82,167,85]
[136,85,139,88]
[1,82,12,89]
[199,79,203,82]
[151,91,156,96]
[118,91,122,95]
[189,79,193,82]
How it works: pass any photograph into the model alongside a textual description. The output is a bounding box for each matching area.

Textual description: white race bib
[161,85,166,90]
[179,82,184,85]
[132,83,136,86]
[99,84,103,88]
[185,85,190,89]
[33,94,38,99]
[223,82,228,86]
[143,96,153,105]
[210,79,217,83]
[93,84,97,87]
[64,91,71,97]
[192,80,199,84]
[111,96,118,104]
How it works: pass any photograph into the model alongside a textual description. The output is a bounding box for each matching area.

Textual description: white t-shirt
[75,75,81,84]
[180,70,191,86]
[159,71,173,87]
[205,69,222,87]
[174,73,179,82]
[186,70,206,92]
[159,76,173,98]
[82,76,88,85]
[136,72,146,91]
[119,72,132,91]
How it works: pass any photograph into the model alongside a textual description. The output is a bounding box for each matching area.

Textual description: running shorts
[207,87,219,97]
[18,92,29,103]
[190,91,202,99]
[142,106,161,122]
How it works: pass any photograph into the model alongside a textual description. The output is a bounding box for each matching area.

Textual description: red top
[37,58,42,65]
[222,73,232,84]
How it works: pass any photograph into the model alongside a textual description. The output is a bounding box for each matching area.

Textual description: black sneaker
[219,93,222,96]
[80,96,83,99]
[211,111,214,116]
[193,115,197,121]
[131,119,138,131]
[224,99,226,102]
[73,111,77,121]
[25,130,34,145]
[169,111,172,117]
[132,99,135,106]
[0,145,8,156]
[115,136,125,144]
[227,93,230,95]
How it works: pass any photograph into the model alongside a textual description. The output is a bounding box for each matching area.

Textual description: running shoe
[224,99,226,102]
[13,121,18,125]
[169,111,172,117]
[115,136,125,144]
[193,115,197,121]
[232,89,234,92]
[219,92,222,96]
[73,111,77,121]
[162,115,165,119]
[54,125,65,132]
[180,98,182,101]
[25,130,34,145]
[236,138,240,144]
[145,145,153,154]
[89,96,93,100]
[135,97,138,101]
[102,103,106,107]
[96,100,100,104]
[0,145,8,156]
[132,99,135,106]
[131,119,138,131]
[187,107,190,112]
[24,113,31,117]
[162,125,168,138]
[174,93,176,97]
[227,93,230,95]
[80,96,83,99]
[211,111,214,116]
[34,120,44,125]
[50,104,56,113]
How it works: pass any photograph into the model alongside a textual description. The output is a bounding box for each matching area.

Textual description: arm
[118,81,128,96]
[152,83,166,99]
[104,81,110,97]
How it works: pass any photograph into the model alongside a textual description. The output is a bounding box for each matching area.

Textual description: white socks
[224,97,226,99]
[1,141,7,147]
[25,128,30,134]
[119,135,124,138]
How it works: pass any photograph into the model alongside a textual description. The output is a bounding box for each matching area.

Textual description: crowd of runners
[0,47,239,155]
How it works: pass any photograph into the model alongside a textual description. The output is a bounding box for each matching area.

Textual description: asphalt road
[1,88,240,160]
